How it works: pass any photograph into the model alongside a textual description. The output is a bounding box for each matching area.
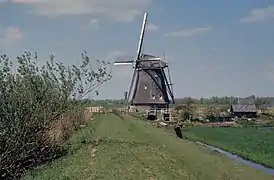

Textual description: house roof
[231,104,257,113]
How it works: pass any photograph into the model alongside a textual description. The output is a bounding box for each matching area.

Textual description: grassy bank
[183,127,274,168]
[23,113,274,179]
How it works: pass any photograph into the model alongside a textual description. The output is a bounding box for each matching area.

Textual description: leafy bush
[258,121,274,128]
[235,118,256,127]
[204,105,221,121]
[0,51,111,179]
[179,104,195,121]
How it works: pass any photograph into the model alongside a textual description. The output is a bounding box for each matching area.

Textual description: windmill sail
[127,13,148,102]
[114,60,134,65]
[135,12,148,63]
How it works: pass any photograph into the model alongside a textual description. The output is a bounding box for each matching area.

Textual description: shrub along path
[24,114,273,180]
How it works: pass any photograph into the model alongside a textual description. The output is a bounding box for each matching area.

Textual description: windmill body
[114,13,175,111]
[131,54,172,108]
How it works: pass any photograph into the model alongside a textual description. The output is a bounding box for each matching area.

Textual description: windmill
[114,12,175,111]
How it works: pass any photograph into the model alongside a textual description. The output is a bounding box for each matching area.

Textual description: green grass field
[23,114,273,180]
[183,127,274,168]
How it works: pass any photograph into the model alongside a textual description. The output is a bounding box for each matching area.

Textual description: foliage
[204,105,221,119]
[181,110,191,121]
[0,51,111,179]
[176,95,274,107]
[84,99,125,108]
[175,103,196,121]
[184,127,274,169]
[235,117,256,127]
[259,121,274,127]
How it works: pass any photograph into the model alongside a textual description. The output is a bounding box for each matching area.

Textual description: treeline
[90,95,274,107]
[176,95,274,107]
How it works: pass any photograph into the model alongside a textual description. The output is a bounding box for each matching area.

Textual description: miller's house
[230,104,258,118]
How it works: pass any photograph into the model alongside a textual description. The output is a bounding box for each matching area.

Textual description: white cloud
[146,23,159,31]
[164,27,211,37]
[11,0,153,22]
[89,19,100,25]
[0,27,23,46]
[240,5,274,23]
[81,18,100,30]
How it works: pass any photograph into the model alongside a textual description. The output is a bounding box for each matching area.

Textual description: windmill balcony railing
[145,108,180,122]
[146,108,171,115]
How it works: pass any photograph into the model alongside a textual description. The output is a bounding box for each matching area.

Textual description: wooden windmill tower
[114,12,175,111]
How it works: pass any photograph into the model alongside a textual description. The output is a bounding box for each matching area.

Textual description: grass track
[24,114,274,180]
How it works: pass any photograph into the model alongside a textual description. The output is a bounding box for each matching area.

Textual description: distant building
[230,104,257,118]
[86,106,105,113]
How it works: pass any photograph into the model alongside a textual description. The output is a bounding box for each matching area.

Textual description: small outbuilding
[230,104,258,118]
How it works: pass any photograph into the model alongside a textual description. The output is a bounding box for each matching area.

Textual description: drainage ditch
[196,141,274,175]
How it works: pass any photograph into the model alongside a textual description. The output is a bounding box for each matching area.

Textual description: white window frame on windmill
[144,85,148,90]
[152,94,155,99]
[159,95,162,100]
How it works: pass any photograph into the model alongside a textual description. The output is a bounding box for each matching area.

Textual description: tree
[180,103,196,121]
[204,105,221,121]
[0,51,111,179]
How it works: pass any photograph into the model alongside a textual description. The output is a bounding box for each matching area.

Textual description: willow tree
[0,51,112,179]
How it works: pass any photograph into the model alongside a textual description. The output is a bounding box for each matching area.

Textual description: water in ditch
[196,142,274,175]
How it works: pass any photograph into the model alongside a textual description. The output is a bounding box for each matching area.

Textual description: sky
[0,0,274,99]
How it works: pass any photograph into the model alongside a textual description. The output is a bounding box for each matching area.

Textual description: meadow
[183,126,274,168]
[23,114,273,180]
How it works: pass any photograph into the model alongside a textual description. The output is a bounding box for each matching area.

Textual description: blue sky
[0,0,274,99]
